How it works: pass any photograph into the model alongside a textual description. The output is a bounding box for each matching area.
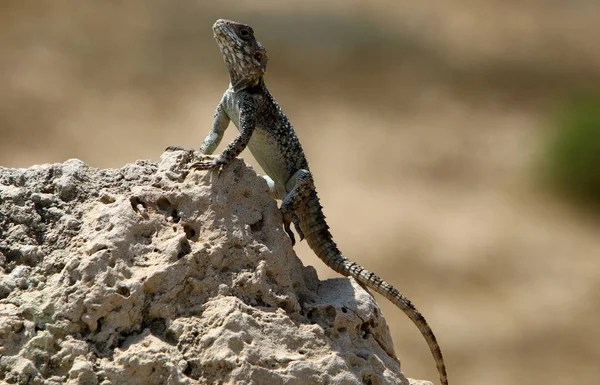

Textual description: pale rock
[0,151,422,384]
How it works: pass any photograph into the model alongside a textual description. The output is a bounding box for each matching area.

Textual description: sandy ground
[1,1,599,384]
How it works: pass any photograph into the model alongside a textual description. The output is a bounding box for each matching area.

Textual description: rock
[0,151,411,384]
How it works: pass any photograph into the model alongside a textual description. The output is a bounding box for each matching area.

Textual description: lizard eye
[240,29,250,38]
[254,52,263,61]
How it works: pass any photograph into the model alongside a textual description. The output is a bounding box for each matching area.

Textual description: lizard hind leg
[263,175,304,244]
[280,204,304,245]
[280,169,314,243]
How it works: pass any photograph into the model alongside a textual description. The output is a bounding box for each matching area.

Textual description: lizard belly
[223,92,290,197]
[247,126,290,196]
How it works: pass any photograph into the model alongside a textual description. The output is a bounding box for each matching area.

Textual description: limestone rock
[0,151,408,384]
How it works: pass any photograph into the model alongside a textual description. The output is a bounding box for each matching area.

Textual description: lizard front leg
[262,174,304,243]
[167,97,230,154]
[191,95,256,170]
[200,102,231,155]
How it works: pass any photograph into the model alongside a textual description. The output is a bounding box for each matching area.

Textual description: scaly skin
[186,19,449,385]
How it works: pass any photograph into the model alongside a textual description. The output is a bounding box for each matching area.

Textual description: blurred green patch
[543,94,600,207]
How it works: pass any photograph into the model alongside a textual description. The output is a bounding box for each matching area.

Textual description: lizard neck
[229,70,264,92]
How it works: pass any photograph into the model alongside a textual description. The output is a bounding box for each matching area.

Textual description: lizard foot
[292,214,304,242]
[190,155,225,171]
[281,208,304,245]
[281,208,296,245]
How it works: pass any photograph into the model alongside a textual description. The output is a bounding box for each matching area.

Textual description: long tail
[297,191,448,385]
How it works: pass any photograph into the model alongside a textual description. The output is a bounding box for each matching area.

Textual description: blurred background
[1,1,599,384]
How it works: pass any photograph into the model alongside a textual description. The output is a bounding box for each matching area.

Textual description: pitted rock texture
[0,151,407,385]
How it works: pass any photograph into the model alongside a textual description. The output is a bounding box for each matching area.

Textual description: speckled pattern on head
[187,19,449,385]
[213,19,269,91]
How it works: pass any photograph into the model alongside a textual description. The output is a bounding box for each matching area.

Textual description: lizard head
[213,19,269,91]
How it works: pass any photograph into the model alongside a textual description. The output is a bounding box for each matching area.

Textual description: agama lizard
[179,19,449,385]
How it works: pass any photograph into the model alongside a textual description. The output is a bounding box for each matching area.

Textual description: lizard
[176,18,449,385]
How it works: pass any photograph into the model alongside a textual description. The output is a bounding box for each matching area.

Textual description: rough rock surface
[0,151,410,385]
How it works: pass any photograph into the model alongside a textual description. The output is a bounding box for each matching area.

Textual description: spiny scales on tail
[180,18,449,385]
